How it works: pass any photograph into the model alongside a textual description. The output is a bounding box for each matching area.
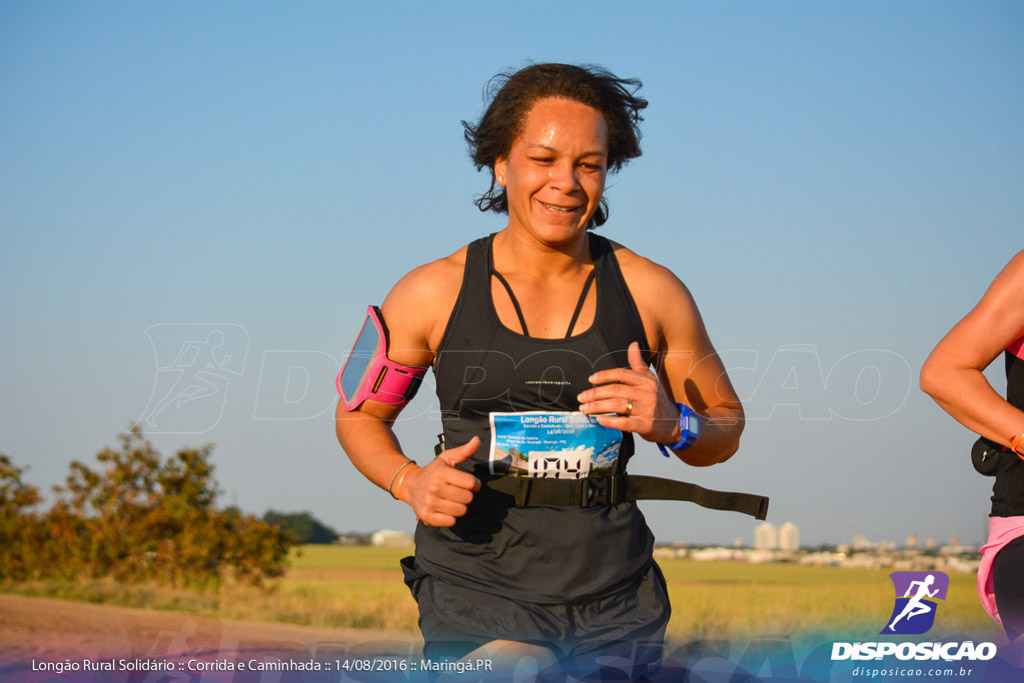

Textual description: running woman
[335,63,747,677]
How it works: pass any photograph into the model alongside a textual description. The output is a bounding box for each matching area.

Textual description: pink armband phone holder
[336,305,427,411]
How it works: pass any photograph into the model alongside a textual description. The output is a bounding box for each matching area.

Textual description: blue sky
[2,1,1022,547]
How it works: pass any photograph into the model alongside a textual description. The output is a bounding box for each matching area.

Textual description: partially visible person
[921,250,1024,648]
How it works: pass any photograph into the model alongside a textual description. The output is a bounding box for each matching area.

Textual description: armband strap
[484,473,769,520]
[336,305,427,411]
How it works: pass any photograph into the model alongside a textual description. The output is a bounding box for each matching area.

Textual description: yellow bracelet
[387,460,416,500]
[393,464,418,503]
[1010,432,1024,459]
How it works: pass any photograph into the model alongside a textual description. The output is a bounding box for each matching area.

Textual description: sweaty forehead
[517,98,608,154]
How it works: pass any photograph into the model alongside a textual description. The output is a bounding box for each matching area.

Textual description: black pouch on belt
[972,436,1003,476]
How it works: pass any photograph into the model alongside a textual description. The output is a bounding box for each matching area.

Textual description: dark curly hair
[462,63,647,229]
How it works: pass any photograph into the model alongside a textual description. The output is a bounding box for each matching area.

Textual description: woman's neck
[494,227,592,280]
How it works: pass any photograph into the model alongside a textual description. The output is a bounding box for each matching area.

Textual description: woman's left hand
[577,341,682,444]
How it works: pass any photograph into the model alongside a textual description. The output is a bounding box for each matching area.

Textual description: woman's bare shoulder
[997,249,1024,285]
[604,238,704,353]
[382,243,470,354]
[966,249,1024,340]
[388,245,468,303]
[606,239,696,307]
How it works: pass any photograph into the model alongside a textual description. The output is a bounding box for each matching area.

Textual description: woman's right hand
[401,436,482,527]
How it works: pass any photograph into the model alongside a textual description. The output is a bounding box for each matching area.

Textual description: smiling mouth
[539,201,581,213]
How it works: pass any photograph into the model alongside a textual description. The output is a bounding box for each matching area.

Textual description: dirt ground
[0,593,422,680]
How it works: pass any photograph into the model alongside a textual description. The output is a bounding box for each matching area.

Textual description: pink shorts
[978,516,1024,625]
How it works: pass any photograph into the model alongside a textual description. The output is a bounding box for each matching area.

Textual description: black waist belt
[483,473,769,520]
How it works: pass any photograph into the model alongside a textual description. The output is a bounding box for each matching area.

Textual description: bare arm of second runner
[920,250,1024,449]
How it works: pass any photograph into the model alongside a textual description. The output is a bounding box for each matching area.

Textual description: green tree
[0,455,43,580]
[263,510,340,544]
[11,426,299,587]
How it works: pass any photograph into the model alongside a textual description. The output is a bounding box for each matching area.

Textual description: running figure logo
[881,571,949,635]
[139,324,249,433]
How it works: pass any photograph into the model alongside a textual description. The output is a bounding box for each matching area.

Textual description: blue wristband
[657,403,700,457]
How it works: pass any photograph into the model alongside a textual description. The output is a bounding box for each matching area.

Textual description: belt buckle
[582,476,613,507]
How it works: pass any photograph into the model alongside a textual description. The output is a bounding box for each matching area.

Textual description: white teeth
[543,203,575,212]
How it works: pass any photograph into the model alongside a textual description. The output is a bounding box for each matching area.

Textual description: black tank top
[414,232,656,602]
[991,339,1024,516]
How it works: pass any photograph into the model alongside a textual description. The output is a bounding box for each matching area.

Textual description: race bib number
[488,411,622,479]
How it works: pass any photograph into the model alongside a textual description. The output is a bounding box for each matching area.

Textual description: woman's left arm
[920,250,1024,449]
[578,255,743,467]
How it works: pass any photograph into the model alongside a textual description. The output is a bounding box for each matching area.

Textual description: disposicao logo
[880,571,949,635]
[831,570,997,664]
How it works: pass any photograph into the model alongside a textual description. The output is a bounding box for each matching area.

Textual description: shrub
[2,426,296,587]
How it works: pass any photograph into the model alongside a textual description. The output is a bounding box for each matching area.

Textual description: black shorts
[401,555,670,677]
[992,534,1024,641]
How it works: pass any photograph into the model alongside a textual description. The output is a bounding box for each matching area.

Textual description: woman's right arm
[920,250,1024,449]
[334,255,481,527]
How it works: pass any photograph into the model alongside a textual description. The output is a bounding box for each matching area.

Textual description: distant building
[691,547,735,562]
[370,529,414,547]
[747,549,777,564]
[653,547,678,560]
[799,552,844,567]
[905,534,919,548]
[755,522,778,550]
[779,522,799,551]
[335,535,362,546]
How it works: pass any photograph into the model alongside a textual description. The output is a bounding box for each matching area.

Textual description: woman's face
[494,97,609,247]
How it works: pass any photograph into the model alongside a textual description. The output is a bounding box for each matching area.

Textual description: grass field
[2,545,1003,643]
[655,559,999,642]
